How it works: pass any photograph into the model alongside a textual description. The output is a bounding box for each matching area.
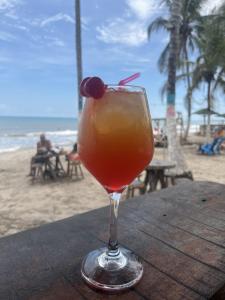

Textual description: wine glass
[78,84,154,292]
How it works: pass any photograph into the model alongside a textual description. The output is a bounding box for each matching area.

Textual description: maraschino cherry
[80,77,106,99]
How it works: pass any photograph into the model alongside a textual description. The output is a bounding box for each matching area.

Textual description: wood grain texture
[0,181,224,299]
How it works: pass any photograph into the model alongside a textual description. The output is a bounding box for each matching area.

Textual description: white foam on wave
[1,130,78,138]
[0,146,21,153]
[26,130,78,137]
[0,129,78,153]
[46,130,78,136]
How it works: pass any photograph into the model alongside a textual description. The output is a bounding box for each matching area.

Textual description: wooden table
[144,159,176,192]
[1,181,225,299]
[45,152,66,179]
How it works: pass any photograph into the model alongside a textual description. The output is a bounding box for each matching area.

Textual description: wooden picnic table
[1,181,225,299]
[144,159,176,192]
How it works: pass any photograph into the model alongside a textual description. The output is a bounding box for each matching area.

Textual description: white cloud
[121,67,141,72]
[40,13,74,27]
[47,37,65,47]
[0,31,15,41]
[108,47,152,67]
[134,57,151,63]
[96,18,147,46]
[96,0,166,47]
[4,9,18,19]
[81,16,90,30]
[0,0,20,10]
[200,0,224,15]
[126,0,163,20]
[0,56,11,62]
[51,39,65,47]
[37,55,73,66]
[14,24,28,31]
[0,103,7,110]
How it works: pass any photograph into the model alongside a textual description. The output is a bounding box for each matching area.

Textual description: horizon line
[0,115,77,119]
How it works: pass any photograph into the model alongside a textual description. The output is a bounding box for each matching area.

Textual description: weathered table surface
[1,181,225,300]
[147,159,176,170]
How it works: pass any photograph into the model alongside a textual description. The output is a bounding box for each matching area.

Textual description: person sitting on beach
[29,134,52,176]
[37,134,52,154]
[66,143,84,178]
[213,127,225,154]
[66,143,79,161]
[198,127,225,155]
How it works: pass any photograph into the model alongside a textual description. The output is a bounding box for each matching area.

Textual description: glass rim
[106,84,146,92]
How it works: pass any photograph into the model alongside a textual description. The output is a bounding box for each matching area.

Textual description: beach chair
[67,160,84,180]
[31,153,57,182]
[198,137,225,155]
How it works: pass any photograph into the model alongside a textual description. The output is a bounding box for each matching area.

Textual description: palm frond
[188,0,206,12]
[188,36,195,52]
[159,0,172,11]
[191,64,205,91]
[147,17,170,40]
[176,71,194,83]
[213,68,225,92]
[160,82,168,102]
[157,42,170,73]
[177,59,195,74]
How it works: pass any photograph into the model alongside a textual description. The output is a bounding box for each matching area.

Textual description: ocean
[0,115,224,154]
[0,116,78,153]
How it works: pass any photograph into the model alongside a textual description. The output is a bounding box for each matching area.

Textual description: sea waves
[0,130,78,153]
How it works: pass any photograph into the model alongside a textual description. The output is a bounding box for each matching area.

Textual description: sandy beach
[0,146,225,237]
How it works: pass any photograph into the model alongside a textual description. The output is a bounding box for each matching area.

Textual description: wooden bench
[165,170,194,186]
[126,175,145,198]
[0,181,225,299]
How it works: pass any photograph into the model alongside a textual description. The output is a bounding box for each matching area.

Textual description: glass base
[81,246,143,292]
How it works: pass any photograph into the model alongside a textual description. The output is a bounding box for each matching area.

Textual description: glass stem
[108,192,121,256]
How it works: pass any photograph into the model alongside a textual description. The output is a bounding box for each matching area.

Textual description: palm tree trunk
[183,45,192,141]
[166,0,188,174]
[75,0,83,115]
[206,81,211,142]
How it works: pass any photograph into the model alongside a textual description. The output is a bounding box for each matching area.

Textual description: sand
[0,146,224,237]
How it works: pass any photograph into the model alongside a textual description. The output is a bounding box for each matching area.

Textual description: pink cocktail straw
[118,73,140,86]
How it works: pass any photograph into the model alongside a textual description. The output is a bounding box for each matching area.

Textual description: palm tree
[148,0,205,140]
[75,0,83,115]
[164,0,188,174]
[191,17,225,141]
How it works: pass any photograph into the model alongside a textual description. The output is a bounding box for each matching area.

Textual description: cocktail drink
[79,88,153,192]
[78,78,154,292]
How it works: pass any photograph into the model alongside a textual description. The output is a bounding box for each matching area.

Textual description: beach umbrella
[193,108,219,115]
[217,113,225,118]
[193,108,219,131]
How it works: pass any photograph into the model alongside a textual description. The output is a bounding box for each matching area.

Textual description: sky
[0,0,224,122]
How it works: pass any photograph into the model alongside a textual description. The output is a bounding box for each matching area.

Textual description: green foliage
[147,0,205,74]
[191,14,225,95]
[147,0,225,139]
